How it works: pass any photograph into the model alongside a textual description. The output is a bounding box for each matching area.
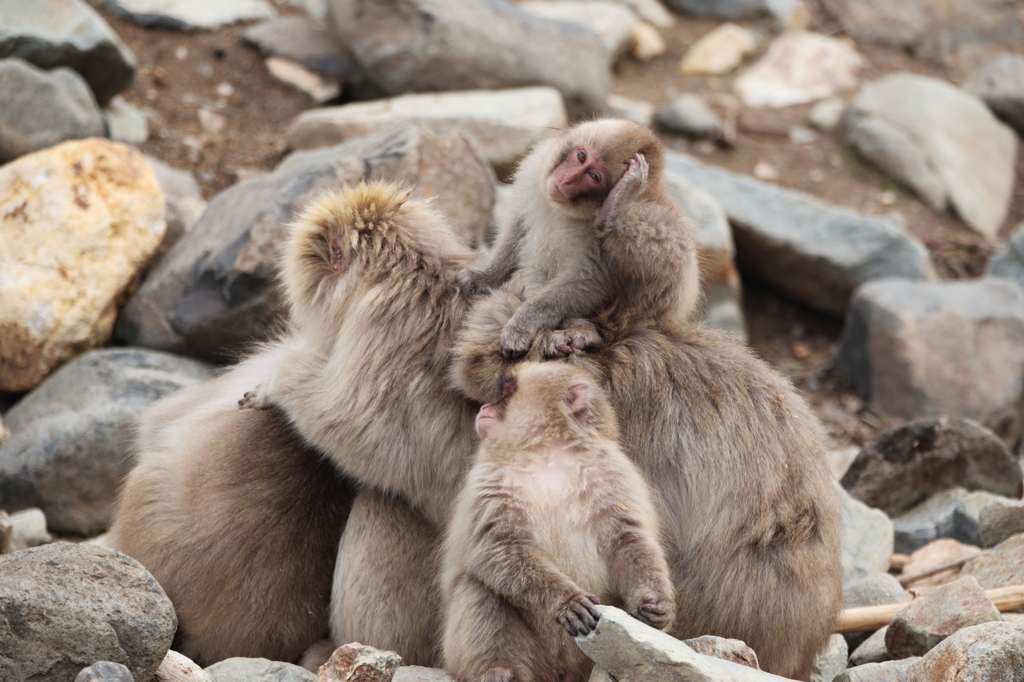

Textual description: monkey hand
[238,386,272,410]
[457,268,491,296]
[556,592,602,637]
[596,153,649,232]
[629,593,674,631]
[498,320,536,359]
[541,320,603,358]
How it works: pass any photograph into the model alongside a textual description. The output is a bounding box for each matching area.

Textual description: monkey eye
[588,171,601,183]
[577,149,586,163]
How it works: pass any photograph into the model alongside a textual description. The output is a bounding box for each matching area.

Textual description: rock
[104,0,277,31]
[606,95,655,128]
[849,627,890,666]
[656,94,722,138]
[198,108,228,135]
[987,224,1024,290]
[157,651,209,682]
[893,489,1003,554]
[818,0,1024,70]
[145,156,207,254]
[680,23,756,75]
[117,123,493,360]
[0,348,213,534]
[0,512,11,553]
[838,483,895,584]
[903,621,1024,681]
[962,533,1024,589]
[0,0,136,106]
[664,151,933,317]
[576,605,791,681]
[901,539,983,590]
[681,635,759,669]
[835,658,918,682]
[0,415,8,446]
[9,508,52,551]
[206,657,314,682]
[845,74,1016,238]
[631,23,666,61]
[811,634,848,682]
[103,95,148,144]
[809,98,845,130]
[979,498,1024,549]
[0,542,176,682]
[318,644,402,682]
[836,281,1024,443]
[886,576,1002,658]
[391,668,455,682]
[327,0,611,118]
[75,661,135,682]
[519,1,638,62]
[0,138,166,392]
[735,32,862,108]
[618,0,674,28]
[844,573,911,609]
[0,57,105,162]
[266,56,340,103]
[662,0,796,21]
[827,445,860,481]
[286,87,567,180]
[242,15,355,81]
[964,54,1024,135]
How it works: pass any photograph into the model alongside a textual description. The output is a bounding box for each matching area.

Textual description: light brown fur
[443,362,674,682]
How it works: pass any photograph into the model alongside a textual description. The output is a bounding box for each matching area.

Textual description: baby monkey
[463,119,699,358]
[441,362,674,682]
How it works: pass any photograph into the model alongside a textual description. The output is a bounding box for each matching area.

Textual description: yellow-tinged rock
[631,23,666,61]
[680,23,757,75]
[0,138,166,391]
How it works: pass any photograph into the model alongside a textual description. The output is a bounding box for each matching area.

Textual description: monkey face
[546,144,614,205]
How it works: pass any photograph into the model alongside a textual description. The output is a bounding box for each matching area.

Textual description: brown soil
[85,0,1022,449]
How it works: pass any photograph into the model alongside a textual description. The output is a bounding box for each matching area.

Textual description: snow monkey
[462,118,699,359]
[442,362,674,682]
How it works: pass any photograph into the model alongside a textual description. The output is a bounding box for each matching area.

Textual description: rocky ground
[4,0,1024,680]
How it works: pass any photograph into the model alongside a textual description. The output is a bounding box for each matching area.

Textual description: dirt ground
[86,0,1023,449]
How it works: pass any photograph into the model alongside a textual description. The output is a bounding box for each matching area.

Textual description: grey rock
[0,57,104,162]
[893,488,1004,554]
[606,95,655,128]
[242,16,354,81]
[76,661,135,682]
[656,94,722,138]
[986,223,1024,291]
[844,573,911,609]
[837,483,895,585]
[962,533,1024,588]
[845,74,1016,238]
[849,627,890,666]
[886,576,1002,659]
[0,543,176,682]
[904,621,1024,681]
[206,657,315,682]
[0,348,213,534]
[103,95,148,144]
[664,151,933,317]
[0,0,136,106]
[979,497,1024,549]
[811,634,848,682]
[117,123,494,360]
[519,1,638,62]
[327,0,611,118]
[836,280,1024,445]
[9,508,52,551]
[835,658,918,682]
[392,667,456,682]
[681,635,759,669]
[145,155,208,255]
[964,53,1024,134]
[661,0,796,21]
[104,0,277,31]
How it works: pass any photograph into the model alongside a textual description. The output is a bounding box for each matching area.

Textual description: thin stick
[835,584,1024,634]
[897,553,980,586]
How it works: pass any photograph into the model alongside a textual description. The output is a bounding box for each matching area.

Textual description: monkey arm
[463,216,525,292]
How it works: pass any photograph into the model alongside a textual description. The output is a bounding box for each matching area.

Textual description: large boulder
[0,139,166,392]
[104,0,277,31]
[903,621,1024,681]
[0,348,212,534]
[962,534,1024,589]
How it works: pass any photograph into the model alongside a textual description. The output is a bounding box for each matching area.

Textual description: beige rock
[735,32,862,108]
[155,649,210,682]
[0,138,165,391]
[265,56,340,103]
[391,667,455,682]
[318,643,402,682]
[902,539,982,590]
[197,108,227,135]
[631,22,666,61]
[885,576,1002,658]
[680,23,756,75]
[963,533,1024,588]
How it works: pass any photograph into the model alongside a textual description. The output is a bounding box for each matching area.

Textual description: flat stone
[903,621,1024,681]
[844,573,911,609]
[0,57,105,162]
[104,0,277,31]
[837,483,895,585]
[9,508,52,551]
[811,634,848,682]
[318,644,402,682]
[901,539,982,590]
[520,1,638,62]
[682,635,759,669]
[287,87,566,181]
[845,73,1016,238]
[962,533,1024,589]
[0,138,166,392]
[680,22,756,75]
[656,94,722,137]
[735,32,862,108]
[75,661,134,682]
[987,223,1024,291]
[0,348,212,534]
[664,151,933,317]
[207,657,315,682]
[0,543,176,682]
[894,488,1004,554]
[886,576,1002,659]
[836,281,1024,443]
[0,0,136,106]
[849,627,890,666]
[835,658,918,682]
[327,0,611,118]
[103,95,148,144]
[242,15,354,80]
[979,497,1024,549]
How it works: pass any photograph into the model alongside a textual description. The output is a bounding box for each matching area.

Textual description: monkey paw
[238,386,271,410]
[498,323,535,360]
[629,594,674,631]
[541,320,603,358]
[457,268,490,297]
[556,593,601,637]
[596,153,648,231]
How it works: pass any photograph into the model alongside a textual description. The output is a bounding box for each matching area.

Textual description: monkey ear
[566,381,591,414]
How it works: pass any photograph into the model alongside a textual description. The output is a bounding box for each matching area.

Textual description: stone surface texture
[157,650,211,682]
[962,533,1024,589]
[901,539,982,591]
[903,621,1024,681]
[317,644,402,682]
[845,73,1017,238]
[836,280,1024,443]
[104,0,277,31]
[964,53,1024,134]
[665,151,933,317]
[0,57,105,162]
[75,661,135,682]
[327,0,611,118]
[837,483,895,584]
[206,656,315,682]
[0,543,176,682]
[849,627,890,667]
[0,0,136,105]
[893,488,1004,554]
[0,138,166,392]
[810,634,848,682]
[834,658,918,682]
[681,636,759,669]
[979,498,1024,549]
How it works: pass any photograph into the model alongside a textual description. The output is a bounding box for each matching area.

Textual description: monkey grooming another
[443,362,674,682]
[463,119,699,358]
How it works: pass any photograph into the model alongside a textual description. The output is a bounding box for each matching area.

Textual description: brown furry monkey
[442,362,674,682]
[451,293,842,681]
[463,119,699,358]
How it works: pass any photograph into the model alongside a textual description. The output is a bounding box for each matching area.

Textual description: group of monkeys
[107,119,843,682]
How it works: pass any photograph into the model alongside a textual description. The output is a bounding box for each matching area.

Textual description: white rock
[265,56,340,103]
[736,32,862,108]
[680,23,757,75]
[810,97,846,130]
[197,108,227,135]
[10,509,51,552]
[631,22,666,61]
[103,95,148,144]
[606,95,655,127]
[105,0,277,30]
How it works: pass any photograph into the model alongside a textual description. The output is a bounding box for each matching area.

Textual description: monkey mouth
[546,176,570,203]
